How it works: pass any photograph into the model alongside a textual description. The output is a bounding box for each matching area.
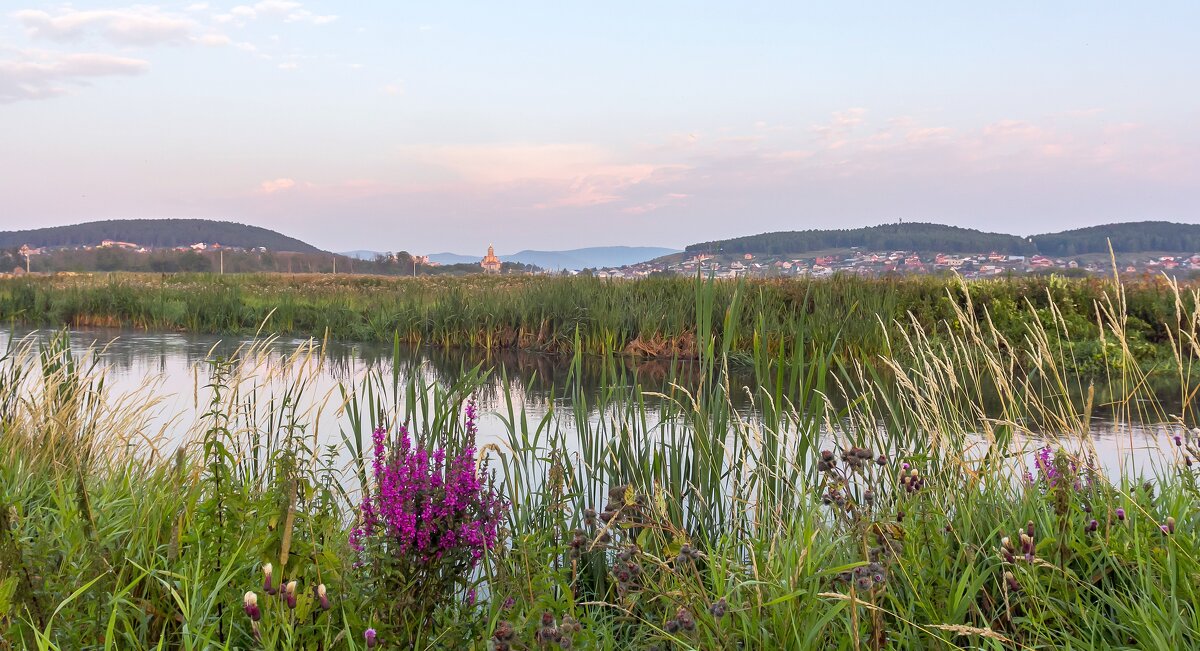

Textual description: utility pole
[219,249,224,275]
[333,256,337,275]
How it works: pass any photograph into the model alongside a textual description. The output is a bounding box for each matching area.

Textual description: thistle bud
[1087,519,1098,533]
[1020,533,1034,554]
[1166,516,1176,534]
[1004,571,1020,592]
[315,583,330,611]
[243,591,261,622]
[494,620,515,641]
[364,628,377,648]
[285,580,297,610]
[1116,508,1126,521]
[262,563,275,595]
[676,608,696,631]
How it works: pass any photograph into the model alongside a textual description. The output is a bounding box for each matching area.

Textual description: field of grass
[1,277,1199,649]
[0,272,1195,373]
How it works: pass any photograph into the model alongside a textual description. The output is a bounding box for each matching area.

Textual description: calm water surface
[0,327,1183,476]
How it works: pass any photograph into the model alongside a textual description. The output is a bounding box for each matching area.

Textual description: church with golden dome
[480,245,502,274]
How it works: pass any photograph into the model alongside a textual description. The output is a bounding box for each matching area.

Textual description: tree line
[686,221,1200,256]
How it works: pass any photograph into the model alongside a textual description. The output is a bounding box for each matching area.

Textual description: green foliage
[0,274,1193,380]
[0,276,1199,649]
[1034,221,1200,256]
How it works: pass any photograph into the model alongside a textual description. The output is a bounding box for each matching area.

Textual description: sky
[1,2,1197,254]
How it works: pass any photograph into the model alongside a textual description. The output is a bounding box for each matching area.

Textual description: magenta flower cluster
[1025,445,1081,489]
[350,400,504,569]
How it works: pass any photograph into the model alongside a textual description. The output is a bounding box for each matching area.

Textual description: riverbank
[1,275,1197,648]
[0,272,1194,371]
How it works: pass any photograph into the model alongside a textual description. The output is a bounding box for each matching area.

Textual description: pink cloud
[14,7,196,46]
[259,177,296,193]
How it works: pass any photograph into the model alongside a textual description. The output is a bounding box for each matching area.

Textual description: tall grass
[0,275,1197,648]
[0,273,1194,371]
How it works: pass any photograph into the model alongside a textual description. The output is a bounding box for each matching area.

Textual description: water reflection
[0,326,1186,478]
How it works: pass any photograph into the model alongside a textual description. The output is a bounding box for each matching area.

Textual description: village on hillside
[8,240,1200,280]
[589,248,1200,280]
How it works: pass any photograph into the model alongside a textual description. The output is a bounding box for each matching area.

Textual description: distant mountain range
[685,221,1200,257]
[424,246,681,270]
[2,218,321,253]
[338,250,382,261]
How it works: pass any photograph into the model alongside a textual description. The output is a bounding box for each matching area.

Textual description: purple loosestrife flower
[1035,446,1057,485]
[350,404,507,615]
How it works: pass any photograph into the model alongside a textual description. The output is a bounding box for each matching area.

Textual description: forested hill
[686,223,1034,255]
[1031,221,1200,256]
[685,221,1200,256]
[0,219,322,253]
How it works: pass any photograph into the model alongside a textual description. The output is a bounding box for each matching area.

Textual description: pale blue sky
[1,2,1197,253]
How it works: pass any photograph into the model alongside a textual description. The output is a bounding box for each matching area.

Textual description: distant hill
[428,246,679,270]
[505,247,679,270]
[339,250,383,260]
[426,252,481,265]
[685,221,1200,257]
[1031,221,1200,256]
[0,219,322,253]
[687,223,1034,256]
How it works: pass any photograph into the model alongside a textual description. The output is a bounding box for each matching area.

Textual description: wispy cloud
[0,48,148,103]
[218,1,336,26]
[13,7,196,46]
[259,177,296,193]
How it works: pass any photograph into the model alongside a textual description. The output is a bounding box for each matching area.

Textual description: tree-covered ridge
[1032,221,1200,256]
[686,223,1035,255]
[685,220,1200,256]
[0,218,322,253]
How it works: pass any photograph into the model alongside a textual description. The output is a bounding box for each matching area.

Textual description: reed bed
[0,273,1194,371]
[0,276,1197,649]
